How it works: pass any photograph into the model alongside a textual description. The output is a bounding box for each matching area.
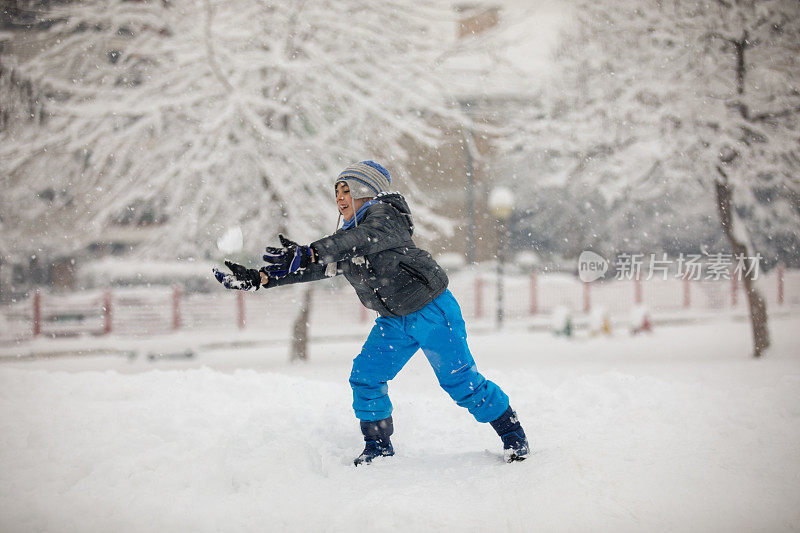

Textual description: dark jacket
[267,193,448,317]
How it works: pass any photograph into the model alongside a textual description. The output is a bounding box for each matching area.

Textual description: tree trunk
[289,285,313,362]
[714,176,770,358]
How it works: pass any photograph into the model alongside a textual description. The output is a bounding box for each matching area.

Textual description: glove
[213,260,262,291]
[262,234,314,279]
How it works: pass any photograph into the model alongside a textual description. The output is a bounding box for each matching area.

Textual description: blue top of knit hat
[360,160,391,183]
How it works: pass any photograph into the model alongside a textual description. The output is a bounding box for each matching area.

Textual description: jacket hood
[375,192,414,235]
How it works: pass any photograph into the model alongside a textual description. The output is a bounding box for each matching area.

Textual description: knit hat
[334,160,391,199]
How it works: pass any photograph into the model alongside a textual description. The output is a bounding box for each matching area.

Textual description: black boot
[490,407,530,462]
[354,416,395,466]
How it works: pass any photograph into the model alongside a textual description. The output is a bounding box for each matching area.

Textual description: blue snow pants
[349,289,510,424]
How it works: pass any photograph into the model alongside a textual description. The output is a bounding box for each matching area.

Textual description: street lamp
[488,187,514,329]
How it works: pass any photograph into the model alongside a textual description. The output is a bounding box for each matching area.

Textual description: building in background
[408,2,565,265]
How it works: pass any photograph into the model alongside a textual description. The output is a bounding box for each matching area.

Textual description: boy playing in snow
[214,161,529,465]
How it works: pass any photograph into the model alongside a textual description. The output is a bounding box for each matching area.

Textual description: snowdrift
[2,317,800,532]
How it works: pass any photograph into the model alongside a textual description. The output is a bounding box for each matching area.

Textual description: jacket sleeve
[262,261,334,289]
[310,204,411,265]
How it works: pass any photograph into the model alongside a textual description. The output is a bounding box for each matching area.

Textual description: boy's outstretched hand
[262,234,314,279]
[213,260,262,291]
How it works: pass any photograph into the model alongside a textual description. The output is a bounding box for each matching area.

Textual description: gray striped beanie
[334,160,391,199]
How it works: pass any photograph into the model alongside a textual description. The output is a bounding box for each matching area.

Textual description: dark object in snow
[490,407,530,463]
[354,416,394,466]
[146,349,195,361]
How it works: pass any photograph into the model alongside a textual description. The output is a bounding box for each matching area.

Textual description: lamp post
[488,187,514,329]
[460,100,477,266]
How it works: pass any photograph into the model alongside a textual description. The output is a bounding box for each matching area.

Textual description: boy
[214,161,529,465]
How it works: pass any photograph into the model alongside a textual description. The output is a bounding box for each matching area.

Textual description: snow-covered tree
[496,0,713,261]
[679,0,800,357]
[0,0,459,261]
[0,0,464,360]
[503,0,800,357]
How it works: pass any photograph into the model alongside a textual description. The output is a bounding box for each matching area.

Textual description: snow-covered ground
[1,314,799,532]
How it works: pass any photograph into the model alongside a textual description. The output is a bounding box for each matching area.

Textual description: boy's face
[335,182,371,220]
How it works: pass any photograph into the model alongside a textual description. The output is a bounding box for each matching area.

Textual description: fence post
[583,282,591,313]
[731,276,738,308]
[683,277,691,309]
[103,288,112,335]
[475,276,484,319]
[777,264,785,306]
[634,277,643,305]
[172,285,182,330]
[237,291,246,329]
[33,289,41,337]
[529,272,538,315]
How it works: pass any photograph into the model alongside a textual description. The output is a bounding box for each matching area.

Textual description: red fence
[454,267,796,322]
[1,267,797,344]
